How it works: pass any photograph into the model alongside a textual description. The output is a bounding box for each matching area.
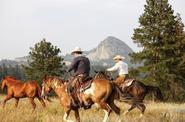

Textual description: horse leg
[63,109,74,122]
[97,101,112,122]
[107,91,120,115]
[28,97,36,112]
[136,103,146,117]
[14,98,19,108]
[108,101,121,122]
[74,109,80,122]
[107,93,121,122]
[2,95,12,108]
[37,96,46,107]
[123,104,137,115]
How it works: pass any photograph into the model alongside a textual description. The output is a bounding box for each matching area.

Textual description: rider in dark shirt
[67,47,91,107]
[68,55,90,77]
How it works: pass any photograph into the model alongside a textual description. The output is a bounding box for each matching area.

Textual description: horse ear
[94,70,98,73]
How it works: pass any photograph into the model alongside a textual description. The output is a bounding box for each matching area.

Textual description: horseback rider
[107,55,128,88]
[67,47,90,107]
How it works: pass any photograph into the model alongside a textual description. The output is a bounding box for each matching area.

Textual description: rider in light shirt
[107,55,128,86]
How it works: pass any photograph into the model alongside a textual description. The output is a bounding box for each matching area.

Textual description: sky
[0,0,185,60]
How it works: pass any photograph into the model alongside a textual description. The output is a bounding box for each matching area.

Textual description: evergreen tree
[130,0,185,101]
[24,39,66,82]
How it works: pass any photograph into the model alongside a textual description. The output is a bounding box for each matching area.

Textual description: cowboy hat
[71,47,83,54]
[113,55,125,60]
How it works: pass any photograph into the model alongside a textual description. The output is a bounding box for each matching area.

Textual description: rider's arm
[107,63,119,72]
[68,58,79,72]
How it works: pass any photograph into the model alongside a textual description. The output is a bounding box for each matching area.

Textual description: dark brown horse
[94,71,163,117]
[1,76,46,110]
[41,76,121,122]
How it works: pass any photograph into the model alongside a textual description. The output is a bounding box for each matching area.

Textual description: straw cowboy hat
[71,47,83,54]
[113,55,125,60]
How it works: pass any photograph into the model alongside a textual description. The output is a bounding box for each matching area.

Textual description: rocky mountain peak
[87,36,133,65]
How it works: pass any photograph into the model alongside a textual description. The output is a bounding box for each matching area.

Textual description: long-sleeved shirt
[68,56,90,76]
[107,61,128,76]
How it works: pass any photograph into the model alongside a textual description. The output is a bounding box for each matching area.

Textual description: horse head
[41,76,66,97]
[41,76,53,97]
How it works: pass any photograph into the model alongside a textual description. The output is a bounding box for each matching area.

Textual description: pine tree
[24,39,66,83]
[130,0,185,101]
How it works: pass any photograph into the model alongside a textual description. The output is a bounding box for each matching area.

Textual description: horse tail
[146,85,163,101]
[36,82,42,98]
[106,86,121,115]
[1,77,6,90]
[1,81,5,90]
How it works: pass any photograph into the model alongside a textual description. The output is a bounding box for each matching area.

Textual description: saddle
[79,77,93,92]
[121,78,135,91]
[67,76,93,108]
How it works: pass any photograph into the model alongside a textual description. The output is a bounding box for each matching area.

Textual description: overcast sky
[0,0,185,59]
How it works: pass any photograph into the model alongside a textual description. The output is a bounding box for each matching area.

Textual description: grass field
[0,95,185,122]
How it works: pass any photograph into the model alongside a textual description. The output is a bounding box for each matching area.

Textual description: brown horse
[41,76,121,122]
[1,76,46,110]
[94,71,163,117]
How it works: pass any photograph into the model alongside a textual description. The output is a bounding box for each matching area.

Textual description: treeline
[0,64,25,80]
[0,63,108,83]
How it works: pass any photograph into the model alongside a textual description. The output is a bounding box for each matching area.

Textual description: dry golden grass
[0,94,185,122]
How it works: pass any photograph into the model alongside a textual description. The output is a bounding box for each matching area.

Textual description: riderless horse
[1,76,46,110]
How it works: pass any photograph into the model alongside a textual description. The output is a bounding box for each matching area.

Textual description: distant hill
[0,59,18,67]
[0,56,29,67]
[63,36,134,66]
[86,36,133,66]
[0,36,134,67]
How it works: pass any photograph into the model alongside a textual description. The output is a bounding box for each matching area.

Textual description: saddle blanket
[80,79,93,92]
[122,79,135,88]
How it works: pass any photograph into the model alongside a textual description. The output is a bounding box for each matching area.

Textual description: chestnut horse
[41,76,121,122]
[94,71,163,117]
[1,76,46,110]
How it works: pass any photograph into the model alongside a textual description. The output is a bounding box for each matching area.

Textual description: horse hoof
[139,114,143,118]
[123,111,128,115]
[83,104,92,110]
[117,118,122,122]
[31,109,36,114]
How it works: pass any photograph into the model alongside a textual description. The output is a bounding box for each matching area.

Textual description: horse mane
[3,76,17,80]
[3,76,21,83]
[1,76,21,90]
[44,76,66,84]
[94,71,109,79]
